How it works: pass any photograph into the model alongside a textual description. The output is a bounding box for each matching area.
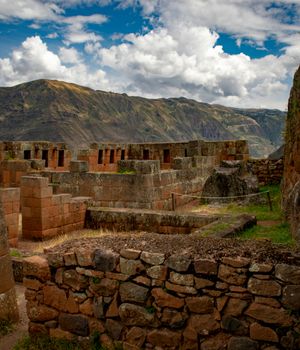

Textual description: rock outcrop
[282,65,300,240]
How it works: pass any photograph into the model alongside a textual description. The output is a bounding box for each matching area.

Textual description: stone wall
[0,204,18,322]
[247,159,283,185]
[282,65,300,240]
[21,176,91,240]
[78,140,249,173]
[0,141,72,171]
[44,157,218,211]
[23,249,300,349]
[0,188,20,247]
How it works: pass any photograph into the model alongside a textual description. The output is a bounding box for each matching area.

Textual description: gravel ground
[47,231,300,265]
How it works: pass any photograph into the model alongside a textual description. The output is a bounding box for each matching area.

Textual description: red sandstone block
[41,228,58,238]
[52,215,63,228]
[8,225,18,238]
[60,194,72,204]
[12,201,20,213]
[8,237,18,247]
[2,170,10,184]
[52,195,62,205]
[20,187,33,199]
[21,176,49,188]
[63,204,70,214]
[3,201,13,214]
[32,186,53,199]
[5,213,18,226]
[15,171,24,184]
[63,224,73,233]
[22,229,43,240]
[22,206,32,218]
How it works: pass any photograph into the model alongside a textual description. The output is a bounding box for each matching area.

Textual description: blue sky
[0,1,299,109]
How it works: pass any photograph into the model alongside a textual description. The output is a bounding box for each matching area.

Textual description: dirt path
[0,284,28,350]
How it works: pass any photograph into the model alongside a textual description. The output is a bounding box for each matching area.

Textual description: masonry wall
[0,204,19,322]
[45,156,219,210]
[0,188,20,247]
[0,141,72,171]
[23,249,300,349]
[21,176,91,240]
[247,159,283,185]
[78,140,249,173]
[78,143,128,172]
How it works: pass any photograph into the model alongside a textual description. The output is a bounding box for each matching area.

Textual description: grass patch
[10,249,23,258]
[198,222,232,237]
[13,335,82,350]
[117,167,136,175]
[238,222,294,245]
[220,185,283,221]
[194,185,295,245]
[0,319,14,337]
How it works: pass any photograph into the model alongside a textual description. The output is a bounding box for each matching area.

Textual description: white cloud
[0,36,110,90]
[0,0,62,21]
[63,14,107,44]
[59,47,82,64]
[98,22,299,109]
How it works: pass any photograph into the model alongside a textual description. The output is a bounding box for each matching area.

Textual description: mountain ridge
[0,79,286,157]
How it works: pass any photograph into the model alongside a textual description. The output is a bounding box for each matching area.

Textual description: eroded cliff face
[282,65,300,240]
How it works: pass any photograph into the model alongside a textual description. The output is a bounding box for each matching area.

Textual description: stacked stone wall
[0,188,20,247]
[247,159,283,185]
[0,205,18,322]
[24,249,300,349]
[21,176,91,240]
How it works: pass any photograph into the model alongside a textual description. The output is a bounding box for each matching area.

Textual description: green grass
[219,185,295,245]
[10,249,23,258]
[117,167,136,174]
[221,185,283,221]
[0,319,14,337]
[198,222,232,237]
[239,222,294,245]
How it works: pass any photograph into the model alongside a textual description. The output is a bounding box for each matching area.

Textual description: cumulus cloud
[0,36,109,89]
[98,21,299,109]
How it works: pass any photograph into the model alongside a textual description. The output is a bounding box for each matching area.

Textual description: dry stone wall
[0,204,19,322]
[23,248,300,349]
[247,159,283,185]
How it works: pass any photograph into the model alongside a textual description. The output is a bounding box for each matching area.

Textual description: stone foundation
[23,248,300,349]
[85,207,218,234]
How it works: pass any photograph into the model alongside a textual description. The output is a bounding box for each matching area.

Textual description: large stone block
[119,303,155,326]
[93,249,119,272]
[59,313,89,336]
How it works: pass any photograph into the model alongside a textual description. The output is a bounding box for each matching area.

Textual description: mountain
[0,79,286,157]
